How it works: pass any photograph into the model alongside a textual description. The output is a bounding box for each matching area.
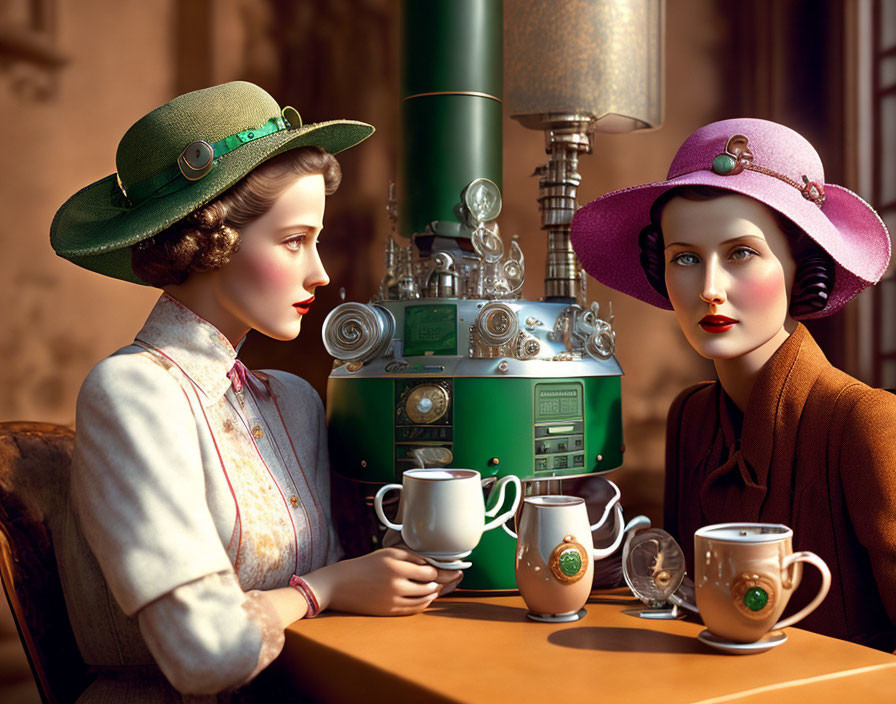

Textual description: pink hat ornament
[570,118,891,318]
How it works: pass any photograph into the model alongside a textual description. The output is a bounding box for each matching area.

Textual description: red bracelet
[289,574,321,618]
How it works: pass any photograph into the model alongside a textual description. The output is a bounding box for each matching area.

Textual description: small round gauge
[462,177,502,223]
[474,302,519,347]
[405,384,450,424]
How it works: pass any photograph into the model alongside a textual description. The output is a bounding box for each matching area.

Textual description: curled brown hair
[132,146,341,286]
[637,186,835,318]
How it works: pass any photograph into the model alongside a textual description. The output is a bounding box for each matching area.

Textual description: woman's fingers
[384,547,427,564]
[391,594,439,615]
[438,572,464,596]
[392,560,439,582]
[432,568,462,584]
[384,548,463,584]
[395,579,442,598]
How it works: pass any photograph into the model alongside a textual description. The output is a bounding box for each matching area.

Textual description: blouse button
[251,424,264,439]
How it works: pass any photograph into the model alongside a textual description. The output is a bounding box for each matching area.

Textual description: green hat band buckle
[120,105,303,208]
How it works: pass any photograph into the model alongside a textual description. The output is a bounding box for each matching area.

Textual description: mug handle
[374,483,404,531]
[482,475,522,533]
[588,479,621,532]
[772,551,831,631]
[591,503,626,559]
[590,479,624,559]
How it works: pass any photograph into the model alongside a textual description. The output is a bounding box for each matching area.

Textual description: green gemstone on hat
[558,549,582,577]
[744,586,769,612]
[712,154,736,175]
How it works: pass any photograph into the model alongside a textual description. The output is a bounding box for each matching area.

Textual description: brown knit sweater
[664,323,896,651]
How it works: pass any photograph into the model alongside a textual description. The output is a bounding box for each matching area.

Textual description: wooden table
[281,590,896,703]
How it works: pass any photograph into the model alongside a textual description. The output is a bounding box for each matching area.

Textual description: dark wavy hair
[132,147,341,287]
[637,186,834,318]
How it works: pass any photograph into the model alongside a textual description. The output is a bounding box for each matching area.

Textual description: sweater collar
[134,293,238,402]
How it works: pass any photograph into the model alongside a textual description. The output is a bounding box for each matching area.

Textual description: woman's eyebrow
[275,224,319,235]
[719,234,767,246]
[664,234,767,250]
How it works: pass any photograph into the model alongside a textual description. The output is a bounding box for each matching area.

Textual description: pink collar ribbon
[227,359,251,393]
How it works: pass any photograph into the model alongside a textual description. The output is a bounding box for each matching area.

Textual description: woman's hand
[302,548,462,616]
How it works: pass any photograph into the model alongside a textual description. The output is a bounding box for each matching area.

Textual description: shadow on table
[548,626,700,654]
[424,601,529,623]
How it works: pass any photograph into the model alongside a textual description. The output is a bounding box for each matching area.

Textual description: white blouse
[61,293,340,698]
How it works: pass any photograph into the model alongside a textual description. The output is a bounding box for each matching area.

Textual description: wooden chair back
[0,422,92,704]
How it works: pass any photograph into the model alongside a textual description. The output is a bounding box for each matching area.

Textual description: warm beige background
[0,1,863,701]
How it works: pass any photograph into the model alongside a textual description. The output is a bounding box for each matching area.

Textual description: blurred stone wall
[0,0,174,428]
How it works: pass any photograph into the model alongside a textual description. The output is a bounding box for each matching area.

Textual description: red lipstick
[293,296,315,316]
[699,314,737,333]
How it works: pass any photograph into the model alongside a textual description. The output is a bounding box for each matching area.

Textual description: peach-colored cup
[512,492,625,620]
[688,523,831,643]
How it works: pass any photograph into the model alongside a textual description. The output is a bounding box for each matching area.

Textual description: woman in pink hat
[571,118,896,651]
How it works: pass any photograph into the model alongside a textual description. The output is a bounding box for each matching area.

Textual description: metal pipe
[399,0,503,240]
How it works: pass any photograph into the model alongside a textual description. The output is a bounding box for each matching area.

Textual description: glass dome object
[622,526,686,619]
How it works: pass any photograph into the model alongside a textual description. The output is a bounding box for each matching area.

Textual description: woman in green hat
[50,82,461,700]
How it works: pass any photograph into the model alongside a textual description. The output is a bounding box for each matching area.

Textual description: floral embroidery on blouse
[133,294,331,589]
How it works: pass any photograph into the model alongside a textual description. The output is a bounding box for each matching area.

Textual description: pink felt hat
[570,118,891,318]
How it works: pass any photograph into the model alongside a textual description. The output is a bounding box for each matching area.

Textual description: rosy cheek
[243,252,294,293]
[738,266,788,310]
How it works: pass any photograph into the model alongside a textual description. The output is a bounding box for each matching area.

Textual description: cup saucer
[526,609,587,623]
[419,554,473,570]
[697,629,787,655]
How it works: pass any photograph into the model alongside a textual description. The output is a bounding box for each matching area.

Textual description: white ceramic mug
[374,469,521,560]
[509,483,629,620]
[671,523,831,643]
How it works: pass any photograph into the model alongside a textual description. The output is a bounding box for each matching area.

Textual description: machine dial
[405,384,450,424]
[474,302,519,347]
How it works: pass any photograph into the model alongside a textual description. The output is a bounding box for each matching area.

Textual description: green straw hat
[50,81,374,284]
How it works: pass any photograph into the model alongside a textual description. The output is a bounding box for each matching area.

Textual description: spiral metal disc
[322,302,395,363]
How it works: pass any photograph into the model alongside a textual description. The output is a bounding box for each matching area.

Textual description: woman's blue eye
[671,252,699,266]
[284,236,306,251]
[730,247,757,261]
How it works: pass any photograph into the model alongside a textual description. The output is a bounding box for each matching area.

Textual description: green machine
[323,0,664,590]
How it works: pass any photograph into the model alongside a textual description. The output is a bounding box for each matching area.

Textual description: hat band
[709,133,826,207]
[119,107,301,207]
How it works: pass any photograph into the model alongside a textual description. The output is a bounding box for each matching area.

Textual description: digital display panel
[534,383,583,422]
[534,382,585,473]
[403,305,458,356]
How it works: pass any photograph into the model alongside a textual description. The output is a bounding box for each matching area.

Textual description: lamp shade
[506,0,665,132]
